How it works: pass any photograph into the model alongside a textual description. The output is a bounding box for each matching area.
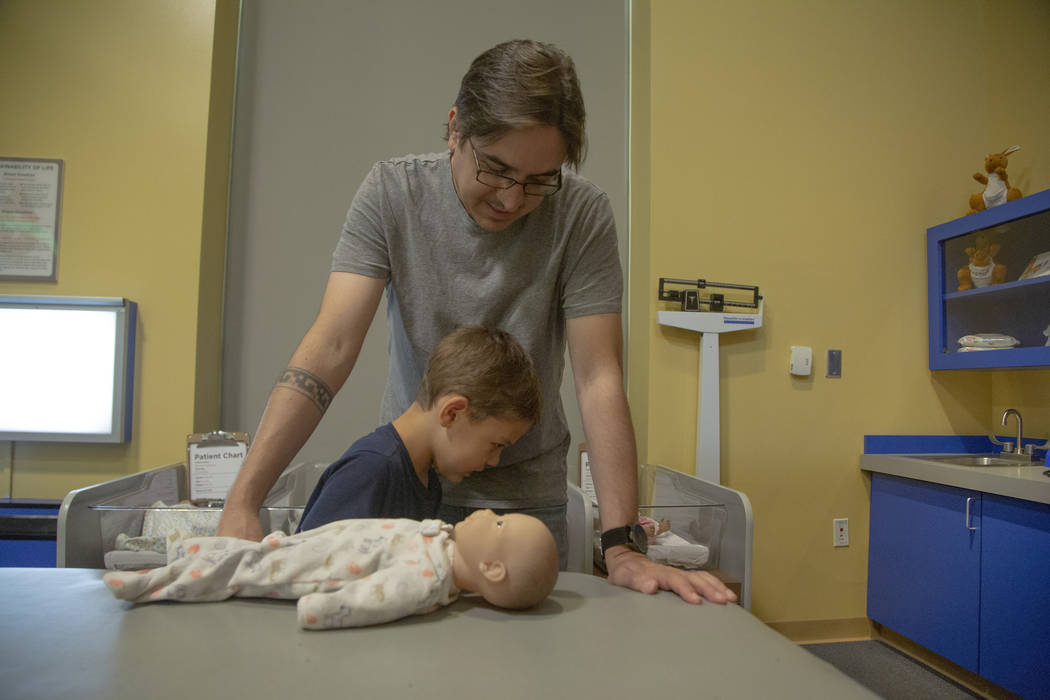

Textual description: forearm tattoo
[276,367,334,414]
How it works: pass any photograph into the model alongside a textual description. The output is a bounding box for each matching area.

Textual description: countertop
[0,568,875,700]
[861,453,1050,504]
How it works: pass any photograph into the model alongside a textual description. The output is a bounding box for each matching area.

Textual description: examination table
[0,568,874,699]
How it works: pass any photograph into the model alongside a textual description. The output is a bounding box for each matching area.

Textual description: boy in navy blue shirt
[297,326,540,531]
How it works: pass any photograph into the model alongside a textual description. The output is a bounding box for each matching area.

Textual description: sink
[918,454,1035,467]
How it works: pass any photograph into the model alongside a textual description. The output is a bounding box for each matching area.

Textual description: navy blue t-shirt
[296,423,440,532]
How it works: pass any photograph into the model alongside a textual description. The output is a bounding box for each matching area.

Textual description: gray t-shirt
[332,152,622,508]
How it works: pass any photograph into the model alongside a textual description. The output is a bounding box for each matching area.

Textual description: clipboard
[186,430,250,504]
[577,443,598,508]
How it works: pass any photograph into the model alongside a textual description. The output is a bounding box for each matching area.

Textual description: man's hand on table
[216,504,265,541]
[605,547,738,605]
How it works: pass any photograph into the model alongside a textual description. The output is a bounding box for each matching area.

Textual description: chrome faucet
[1001,408,1024,456]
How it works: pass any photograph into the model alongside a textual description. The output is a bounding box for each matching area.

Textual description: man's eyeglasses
[469,140,562,197]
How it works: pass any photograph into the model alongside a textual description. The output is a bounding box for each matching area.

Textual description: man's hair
[416,326,541,426]
[447,39,586,169]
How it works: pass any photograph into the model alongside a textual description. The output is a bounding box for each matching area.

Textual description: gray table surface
[0,568,873,699]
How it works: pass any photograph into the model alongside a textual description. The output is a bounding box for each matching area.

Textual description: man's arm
[218,271,386,540]
[566,313,736,605]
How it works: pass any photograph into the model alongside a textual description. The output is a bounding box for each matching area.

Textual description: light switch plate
[789,346,812,376]
[827,349,842,378]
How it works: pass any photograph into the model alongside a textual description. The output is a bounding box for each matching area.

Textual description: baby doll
[103,510,558,629]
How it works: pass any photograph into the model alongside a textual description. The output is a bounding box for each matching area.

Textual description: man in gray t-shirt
[219,39,735,606]
[332,150,621,512]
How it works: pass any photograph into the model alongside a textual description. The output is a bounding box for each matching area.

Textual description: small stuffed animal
[639,515,671,539]
[957,231,1006,291]
[968,145,1022,214]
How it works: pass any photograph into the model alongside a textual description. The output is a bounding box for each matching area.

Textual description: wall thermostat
[789,346,812,376]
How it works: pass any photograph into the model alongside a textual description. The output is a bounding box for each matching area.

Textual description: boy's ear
[438,395,469,427]
[478,560,507,583]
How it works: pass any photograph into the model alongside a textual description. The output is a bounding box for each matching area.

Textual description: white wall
[222,0,628,472]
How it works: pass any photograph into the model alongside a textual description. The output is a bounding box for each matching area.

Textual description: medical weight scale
[657,278,763,485]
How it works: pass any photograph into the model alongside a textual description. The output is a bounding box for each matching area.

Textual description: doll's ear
[478,560,507,583]
[1001,145,1020,156]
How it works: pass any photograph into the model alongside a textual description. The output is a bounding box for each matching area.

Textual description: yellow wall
[634,0,1050,623]
[0,0,238,498]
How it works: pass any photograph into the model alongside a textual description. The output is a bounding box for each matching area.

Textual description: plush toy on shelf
[968,145,1022,214]
[957,231,1006,291]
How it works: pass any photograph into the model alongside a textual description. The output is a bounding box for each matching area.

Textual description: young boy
[295,326,541,532]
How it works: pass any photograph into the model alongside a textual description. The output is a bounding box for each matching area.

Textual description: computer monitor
[0,296,137,443]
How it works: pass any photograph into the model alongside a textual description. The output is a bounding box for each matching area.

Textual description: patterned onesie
[103,518,459,629]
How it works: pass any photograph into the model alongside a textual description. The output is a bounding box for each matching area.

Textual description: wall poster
[0,157,64,281]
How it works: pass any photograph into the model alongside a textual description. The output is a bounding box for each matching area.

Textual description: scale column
[697,331,721,483]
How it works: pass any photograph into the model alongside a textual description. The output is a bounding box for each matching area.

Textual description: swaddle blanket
[116,501,222,553]
[647,531,710,569]
[104,518,459,629]
[105,501,221,571]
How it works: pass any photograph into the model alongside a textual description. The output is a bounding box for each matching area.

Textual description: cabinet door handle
[965,496,978,531]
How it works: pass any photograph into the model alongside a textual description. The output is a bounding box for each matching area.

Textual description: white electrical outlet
[833,518,849,547]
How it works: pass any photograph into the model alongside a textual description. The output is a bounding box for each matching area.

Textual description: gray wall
[222,0,629,475]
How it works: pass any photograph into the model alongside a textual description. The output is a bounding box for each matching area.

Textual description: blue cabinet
[927,188,1050,369]
[867,473,981,671]
[0,502,59,567]
[979,495,1050,699]
[868,473,1050,697]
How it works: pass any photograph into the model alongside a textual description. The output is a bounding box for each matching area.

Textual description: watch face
[601,524,650,557]
[631,523,649,554]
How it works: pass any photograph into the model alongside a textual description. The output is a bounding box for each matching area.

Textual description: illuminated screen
[0,297,136,443]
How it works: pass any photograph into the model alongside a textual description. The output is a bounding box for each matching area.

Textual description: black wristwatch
[600,523,649,559]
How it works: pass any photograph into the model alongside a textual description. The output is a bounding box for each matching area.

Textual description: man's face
[447,113,567,232]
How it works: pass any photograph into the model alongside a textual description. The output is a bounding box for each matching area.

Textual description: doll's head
[451,509,559,609]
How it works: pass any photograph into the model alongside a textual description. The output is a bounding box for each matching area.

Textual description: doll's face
[453,510,536,561]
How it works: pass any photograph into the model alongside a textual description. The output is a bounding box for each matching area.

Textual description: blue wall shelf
[927,188,1050,370]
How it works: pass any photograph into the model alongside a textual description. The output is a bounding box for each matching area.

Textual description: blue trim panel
[0,539,56,567]
[123,300,137,441]
[864,435,997,454]
[864,434,1047,457]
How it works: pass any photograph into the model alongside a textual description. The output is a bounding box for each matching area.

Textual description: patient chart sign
[187,431,250,502]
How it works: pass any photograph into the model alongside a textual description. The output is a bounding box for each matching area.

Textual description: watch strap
[600,524,646,557]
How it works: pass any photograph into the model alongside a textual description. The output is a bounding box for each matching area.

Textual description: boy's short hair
[416,326,541,426]
[447,39,587,169]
